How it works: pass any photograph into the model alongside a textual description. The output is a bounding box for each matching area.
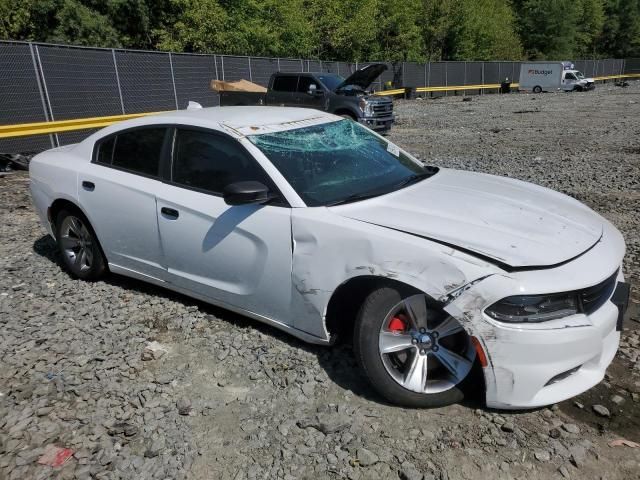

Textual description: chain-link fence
[0,40,630,153]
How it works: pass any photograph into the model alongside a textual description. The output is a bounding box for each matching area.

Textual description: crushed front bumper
[481,298,621,409]
[443,219,627,409]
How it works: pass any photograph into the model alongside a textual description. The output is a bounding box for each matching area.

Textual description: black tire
[55,208,107,280]
[354,285,476,408]
[533,86,543,94]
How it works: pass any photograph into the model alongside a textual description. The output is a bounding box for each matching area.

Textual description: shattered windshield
[576,71,585,79]
[248,120,437,206]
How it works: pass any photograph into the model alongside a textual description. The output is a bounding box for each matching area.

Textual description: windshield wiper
[326,189,387,206]
[327,168,437,207]
[392,170,435,189]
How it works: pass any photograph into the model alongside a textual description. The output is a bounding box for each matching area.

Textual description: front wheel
[55,209,107,280]
[354,286,476,407]
[533,86,543,94]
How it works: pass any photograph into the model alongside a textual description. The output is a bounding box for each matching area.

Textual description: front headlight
[359,98,373,116]
[485,293,578,323]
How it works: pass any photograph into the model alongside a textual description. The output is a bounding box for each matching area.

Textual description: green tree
[453,0,523,60]
[600,0,640,57]
[514,0,580,59]
[421,0,464,60]
[0,0,32,40]
[304,0,378,61]
[50,0,121,47]
[374,0,424,62]
[575,0,605,57]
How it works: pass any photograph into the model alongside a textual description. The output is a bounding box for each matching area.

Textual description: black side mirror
[223,181,270,206]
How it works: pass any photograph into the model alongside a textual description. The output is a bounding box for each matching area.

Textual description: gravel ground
[2,82,640,480]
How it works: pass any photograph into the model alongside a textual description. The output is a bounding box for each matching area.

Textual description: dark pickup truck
[218,63,395,132]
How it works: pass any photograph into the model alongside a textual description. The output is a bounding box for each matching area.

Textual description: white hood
[331,169,603,269]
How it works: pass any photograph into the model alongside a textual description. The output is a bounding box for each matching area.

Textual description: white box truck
[518,62,595,93]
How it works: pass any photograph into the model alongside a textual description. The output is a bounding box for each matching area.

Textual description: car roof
[84,106,340,143]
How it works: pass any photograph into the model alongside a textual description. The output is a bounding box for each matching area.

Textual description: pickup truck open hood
[331,169,603,269]
[336,63,388,91]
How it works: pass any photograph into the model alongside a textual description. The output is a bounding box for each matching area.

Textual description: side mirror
[308,83,320,95]
[223,181,270,206]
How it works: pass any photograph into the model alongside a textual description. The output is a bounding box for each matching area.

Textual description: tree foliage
[0,0,638,60]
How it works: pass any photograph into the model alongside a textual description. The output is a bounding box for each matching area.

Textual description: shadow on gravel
[34,233,492,411]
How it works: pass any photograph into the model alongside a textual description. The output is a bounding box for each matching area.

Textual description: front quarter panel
[290,207,499,340]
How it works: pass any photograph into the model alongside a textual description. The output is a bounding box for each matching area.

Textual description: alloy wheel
[378,294,475,394]
[60,215,94,273]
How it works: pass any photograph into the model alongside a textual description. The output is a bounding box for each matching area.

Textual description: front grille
[371,102,393,117]
[578,269,618,314]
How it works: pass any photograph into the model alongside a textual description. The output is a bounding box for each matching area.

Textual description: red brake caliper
[388,314,407,332]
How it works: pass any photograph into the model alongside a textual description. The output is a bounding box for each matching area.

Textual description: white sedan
[29,106,630,409]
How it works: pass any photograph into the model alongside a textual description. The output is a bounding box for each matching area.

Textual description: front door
[297,75,326,109]
[155,128,294,323]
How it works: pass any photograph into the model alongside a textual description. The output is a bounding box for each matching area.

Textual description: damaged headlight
[485,293,578,323]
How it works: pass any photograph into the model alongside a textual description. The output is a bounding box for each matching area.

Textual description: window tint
[172,129,273,195]
[565,73,577,80]
[95,137,115,165]
[110,128,166,176]
[272,75,298,92]
[297,76,316,93]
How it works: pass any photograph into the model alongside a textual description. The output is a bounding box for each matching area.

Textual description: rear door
[266,75,299,106]
[78,127,169,280]
[155,127,294,323]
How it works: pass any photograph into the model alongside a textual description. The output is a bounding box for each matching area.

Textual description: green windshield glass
[248,120,436,206]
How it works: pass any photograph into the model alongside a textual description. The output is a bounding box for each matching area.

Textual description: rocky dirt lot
[1,82,640,480]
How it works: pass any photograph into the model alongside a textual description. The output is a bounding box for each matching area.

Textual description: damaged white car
[29,107,630,409]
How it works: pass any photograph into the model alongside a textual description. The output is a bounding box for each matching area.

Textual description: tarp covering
[210,79,267,93]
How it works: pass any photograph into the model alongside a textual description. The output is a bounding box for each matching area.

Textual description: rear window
[272,76,298,92]
[95,128,166,177]
[95,137,115,165]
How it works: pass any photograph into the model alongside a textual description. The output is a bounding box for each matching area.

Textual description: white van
[519,62,595,93]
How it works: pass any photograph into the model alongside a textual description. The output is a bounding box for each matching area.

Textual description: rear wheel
[354,286,476,408]
[533,86,543,94]
[55,209,107,280]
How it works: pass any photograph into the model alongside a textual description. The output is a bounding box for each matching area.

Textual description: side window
[297,76,315,93]
[109,128,166,177]
[272,75,298,92]
[172,129,274,195]
[95,137,115,165]
[565,73,577,80]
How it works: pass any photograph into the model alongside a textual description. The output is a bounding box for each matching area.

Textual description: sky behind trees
[1,0,639,61]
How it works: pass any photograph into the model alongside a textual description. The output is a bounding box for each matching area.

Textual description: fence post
[34,44,59,147]
[221,56,225,81]
[112,49,125,114]
[248,57,253,82]
[481,62,485,96]
[463,61,467,96]
[214,55,219,80]
[168,52,179,109]
[277,57,281,72]
[445,62,448,97]
[29,43,56,149]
